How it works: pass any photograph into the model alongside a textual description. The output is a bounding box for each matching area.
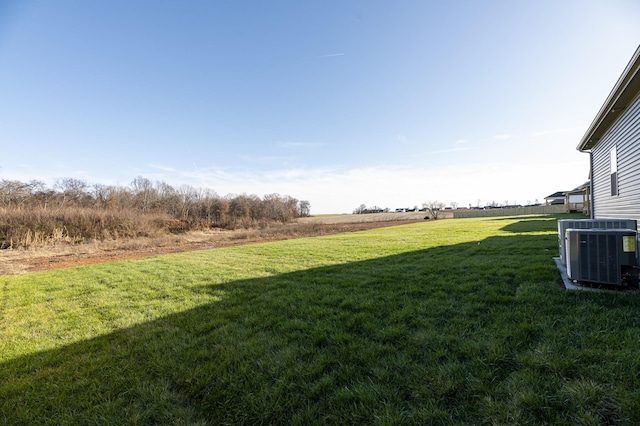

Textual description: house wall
[591,91,640,225]
[568,194,584,203]
[567,193,586,213]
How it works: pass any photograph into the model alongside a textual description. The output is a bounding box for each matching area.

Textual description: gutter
[589,152,594,218]
[577,45,640,152]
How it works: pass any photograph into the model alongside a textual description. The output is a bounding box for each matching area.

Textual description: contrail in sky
[314,53,345,58]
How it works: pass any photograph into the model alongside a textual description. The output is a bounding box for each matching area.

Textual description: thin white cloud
[430,147,470,154]
[494,134,515,140]
[148,163,177,172]
[531,127,583,137]
[238,154,296,164]
[313,53,345,58]
[276,141,324,148]
[415,141,471,156]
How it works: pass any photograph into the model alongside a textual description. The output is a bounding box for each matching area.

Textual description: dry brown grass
[0,216,425,275]
[0,206,171,249]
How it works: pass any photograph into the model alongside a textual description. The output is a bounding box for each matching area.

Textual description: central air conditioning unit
[566,228,639,287]
[558,219,637,265]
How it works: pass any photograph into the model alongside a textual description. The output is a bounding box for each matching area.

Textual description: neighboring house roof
[567,181,590,195]
[545,183,589,204]
[545,191,566,199]
[545,191,567,205]
[577,45,640,152]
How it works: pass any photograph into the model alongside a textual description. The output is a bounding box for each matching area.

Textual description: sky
[1,1,639,214]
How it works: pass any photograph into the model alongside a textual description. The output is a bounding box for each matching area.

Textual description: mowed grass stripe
[2,215,640,424]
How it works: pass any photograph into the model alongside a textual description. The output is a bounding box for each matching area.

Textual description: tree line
[0,177,311,224]
[0,177,311,248]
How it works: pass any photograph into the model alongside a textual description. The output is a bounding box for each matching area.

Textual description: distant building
[544,182,590,214]
[566,181,591,215]
[544,191,566,205]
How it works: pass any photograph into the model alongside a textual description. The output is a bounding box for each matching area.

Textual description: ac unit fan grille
[579,233,618,284]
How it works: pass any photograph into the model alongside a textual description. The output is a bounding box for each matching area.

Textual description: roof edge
[577,45,640,152]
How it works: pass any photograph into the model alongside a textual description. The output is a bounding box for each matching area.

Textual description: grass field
[2,214,640,424]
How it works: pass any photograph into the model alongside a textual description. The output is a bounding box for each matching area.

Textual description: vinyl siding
[591,91,640,225]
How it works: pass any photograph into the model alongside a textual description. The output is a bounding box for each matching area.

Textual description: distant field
[300,211,429,224]
[3,214,640,424]
[0,215,426,275]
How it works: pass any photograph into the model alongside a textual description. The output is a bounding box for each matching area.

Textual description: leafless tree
[177,184,199,220]
[211,198,230,225]
[0,179,32,208]
[297,200,311,217]
[422,200,445,220]
[131,176,158,212]
[228,193,252,225]
[93,184,111,209]
[55,178,90,207]
[29,180,54,209]
[353,204,367,214]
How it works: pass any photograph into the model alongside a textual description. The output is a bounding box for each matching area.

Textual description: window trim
[610,146,618,196]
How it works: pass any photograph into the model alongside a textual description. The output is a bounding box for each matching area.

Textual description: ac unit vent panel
[558,219,637,265]
[566,229,637,286]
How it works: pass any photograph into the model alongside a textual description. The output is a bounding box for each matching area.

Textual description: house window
[610,146,618,196]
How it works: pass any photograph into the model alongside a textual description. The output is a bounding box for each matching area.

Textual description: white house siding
[591,91,640,225]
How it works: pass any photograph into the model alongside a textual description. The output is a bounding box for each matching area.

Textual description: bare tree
[229,193,252,225]
[131,176,157,212]
[93,184,111,209]
[0,179,32,208]
[297,200,311,217]
[54,178,90,207]
[177,184,198,220]
[192,188,220,222]
[211,198,230,225]
[353,204,367,214]
[246,194,264,220]
[30,180,53,209]
[422,200,445,220]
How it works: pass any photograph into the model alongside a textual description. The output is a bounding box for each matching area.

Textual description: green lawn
[2,214,640,424]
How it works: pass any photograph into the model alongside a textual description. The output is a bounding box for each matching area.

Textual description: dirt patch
[0,218,424,275]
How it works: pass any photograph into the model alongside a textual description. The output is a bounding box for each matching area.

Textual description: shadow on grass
[496,214,590,234]
[491,214,560,221]
[500,218,559,233]
[3,230,640,424]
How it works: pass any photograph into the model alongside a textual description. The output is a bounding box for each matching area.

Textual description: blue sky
[1,1,639,213]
